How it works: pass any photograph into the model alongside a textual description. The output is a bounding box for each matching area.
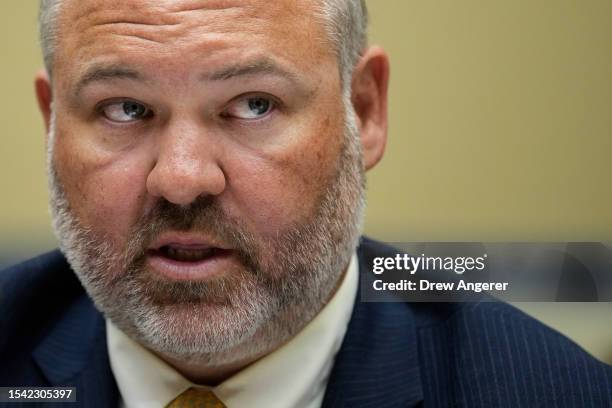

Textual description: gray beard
[47,99,365,367]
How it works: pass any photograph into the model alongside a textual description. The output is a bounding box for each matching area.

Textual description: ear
[351,46,390,171]
[34,69,53,139]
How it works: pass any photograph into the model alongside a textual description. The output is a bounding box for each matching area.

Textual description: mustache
[125,196,261,274]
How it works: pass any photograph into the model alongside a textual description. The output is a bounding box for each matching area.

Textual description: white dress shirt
[107,253,359,408]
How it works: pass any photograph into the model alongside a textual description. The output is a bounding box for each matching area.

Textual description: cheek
[53,132,150,243]
[224,115,344,236]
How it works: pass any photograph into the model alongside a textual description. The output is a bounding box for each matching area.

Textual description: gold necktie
[165,387,227,408]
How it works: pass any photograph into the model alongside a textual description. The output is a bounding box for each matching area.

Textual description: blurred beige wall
[0,2,51,255]
[365,0,612,242]
[0,2,610,362]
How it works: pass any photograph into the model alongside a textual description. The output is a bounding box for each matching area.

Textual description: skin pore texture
[36,0,389,384]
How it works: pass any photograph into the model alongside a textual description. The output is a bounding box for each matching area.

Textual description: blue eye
[225,96,275,120]
[101,101,152,123]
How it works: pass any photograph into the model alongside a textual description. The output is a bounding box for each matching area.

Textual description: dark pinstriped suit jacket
[1,237,611,407]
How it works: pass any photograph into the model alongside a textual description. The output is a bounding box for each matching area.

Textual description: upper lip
[148,232,231,251]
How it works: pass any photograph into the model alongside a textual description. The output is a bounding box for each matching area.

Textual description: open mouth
[150,245,233,263]
[145,233,236,280]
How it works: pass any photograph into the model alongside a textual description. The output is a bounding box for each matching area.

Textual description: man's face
[46,0,365,363]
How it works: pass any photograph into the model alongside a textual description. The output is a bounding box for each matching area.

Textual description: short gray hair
[39,0,368,87]
[38,0,63,79]
[316,0,369,88]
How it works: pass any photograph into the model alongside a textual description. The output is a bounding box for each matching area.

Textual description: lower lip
[146,249,235,281]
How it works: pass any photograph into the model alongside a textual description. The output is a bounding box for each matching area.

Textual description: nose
[146,120,226,206]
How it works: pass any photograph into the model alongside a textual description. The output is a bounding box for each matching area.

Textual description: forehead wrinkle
[163,0,250,14]
[65,1,262,49]
[66,1,178,29]
[65,0,258,26]
[61,0,323,44]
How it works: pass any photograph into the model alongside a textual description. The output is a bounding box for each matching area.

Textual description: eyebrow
[73,65,144,98]
[205,58,300,84]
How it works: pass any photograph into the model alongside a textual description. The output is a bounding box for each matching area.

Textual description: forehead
[54,0,333,83]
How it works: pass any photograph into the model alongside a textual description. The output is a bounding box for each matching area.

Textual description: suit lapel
[33,293,119,408]
[322,240,424,408]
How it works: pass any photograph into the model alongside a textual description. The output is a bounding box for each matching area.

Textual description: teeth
[165,247,214,262]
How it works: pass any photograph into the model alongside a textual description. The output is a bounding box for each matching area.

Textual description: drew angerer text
[373,279,509,293]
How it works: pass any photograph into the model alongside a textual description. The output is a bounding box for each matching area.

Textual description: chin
[118,293,270,361]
